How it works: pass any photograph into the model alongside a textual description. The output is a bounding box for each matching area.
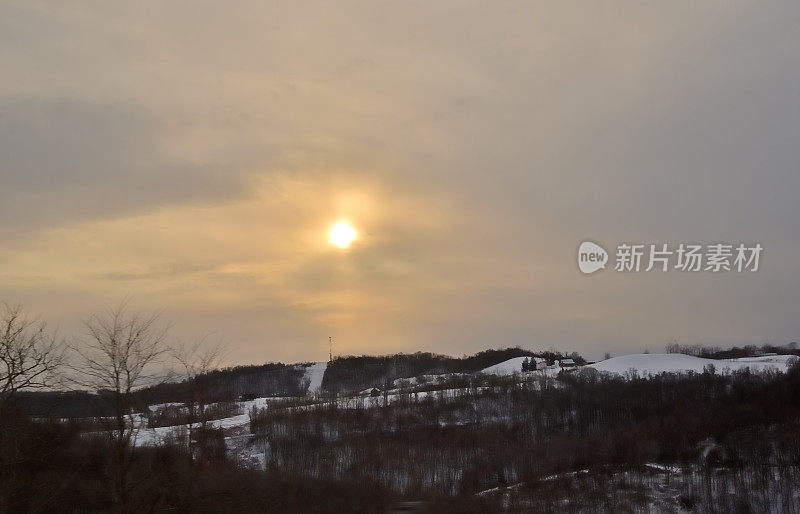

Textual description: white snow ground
[479,356,551,376]
[480,357,529,375]
[124,397,274,447]
[478,353,798,378]
[589,353,797,376]
[303,362,328,394]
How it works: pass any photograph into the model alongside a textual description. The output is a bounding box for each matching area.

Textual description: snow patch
[303,362,328,394]
[589,353,794,376]
[479,356,548,376]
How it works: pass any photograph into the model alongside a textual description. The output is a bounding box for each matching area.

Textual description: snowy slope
[303,362,328,394]
[589,353,796,376]
[730,355,798,364]
[479,353,798,378]
[130,396,274,446]
[480,357,528,375]
[480,356,547,375]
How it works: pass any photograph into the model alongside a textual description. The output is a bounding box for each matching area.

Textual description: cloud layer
[2,1,799,362]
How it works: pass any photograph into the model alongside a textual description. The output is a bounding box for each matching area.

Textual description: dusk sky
[2,1,799,364]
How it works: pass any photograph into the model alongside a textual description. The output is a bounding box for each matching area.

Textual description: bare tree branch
[0,303,63,414]
[68,302,170,509]
[172,337,227,460]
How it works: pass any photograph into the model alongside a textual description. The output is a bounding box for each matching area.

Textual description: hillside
[9,350,800,512]
[320,348,547,392]
[589,353,798,376]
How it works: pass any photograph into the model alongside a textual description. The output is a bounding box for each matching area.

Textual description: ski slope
[303,362,328,394]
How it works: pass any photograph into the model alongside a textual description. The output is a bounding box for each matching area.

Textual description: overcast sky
[2,1,799,364]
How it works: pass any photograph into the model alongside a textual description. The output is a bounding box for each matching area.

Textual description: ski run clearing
[302,362,327,394]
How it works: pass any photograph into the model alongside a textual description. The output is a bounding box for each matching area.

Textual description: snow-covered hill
[477,353,798,378]
[480,356,529,375]
[589,353,797,376]
[479,356,548,375]
[106,352,800,456]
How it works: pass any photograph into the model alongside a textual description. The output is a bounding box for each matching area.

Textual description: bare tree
[0,304,63,513]
[172,339,227,451]
[0,303,63,416]
[70,304,169,510]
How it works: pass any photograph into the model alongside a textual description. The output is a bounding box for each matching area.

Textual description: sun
[329,222,357,248]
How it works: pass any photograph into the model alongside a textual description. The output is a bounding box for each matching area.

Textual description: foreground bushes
[0,411,392,513]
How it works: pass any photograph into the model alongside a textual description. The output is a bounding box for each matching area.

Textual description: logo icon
[578,241,608,274]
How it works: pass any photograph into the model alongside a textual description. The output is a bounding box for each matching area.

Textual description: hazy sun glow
[330,222,357,248]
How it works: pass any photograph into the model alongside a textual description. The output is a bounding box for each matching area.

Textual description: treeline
[143,363,307,404]
[322,348,585,393]
[9,390,112,418]
[9,364,307,418]
[666,341,800,359]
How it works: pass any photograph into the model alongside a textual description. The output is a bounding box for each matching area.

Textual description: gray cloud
[0,99,252,238]
[88,262,216,282]
[1,1,799,363]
